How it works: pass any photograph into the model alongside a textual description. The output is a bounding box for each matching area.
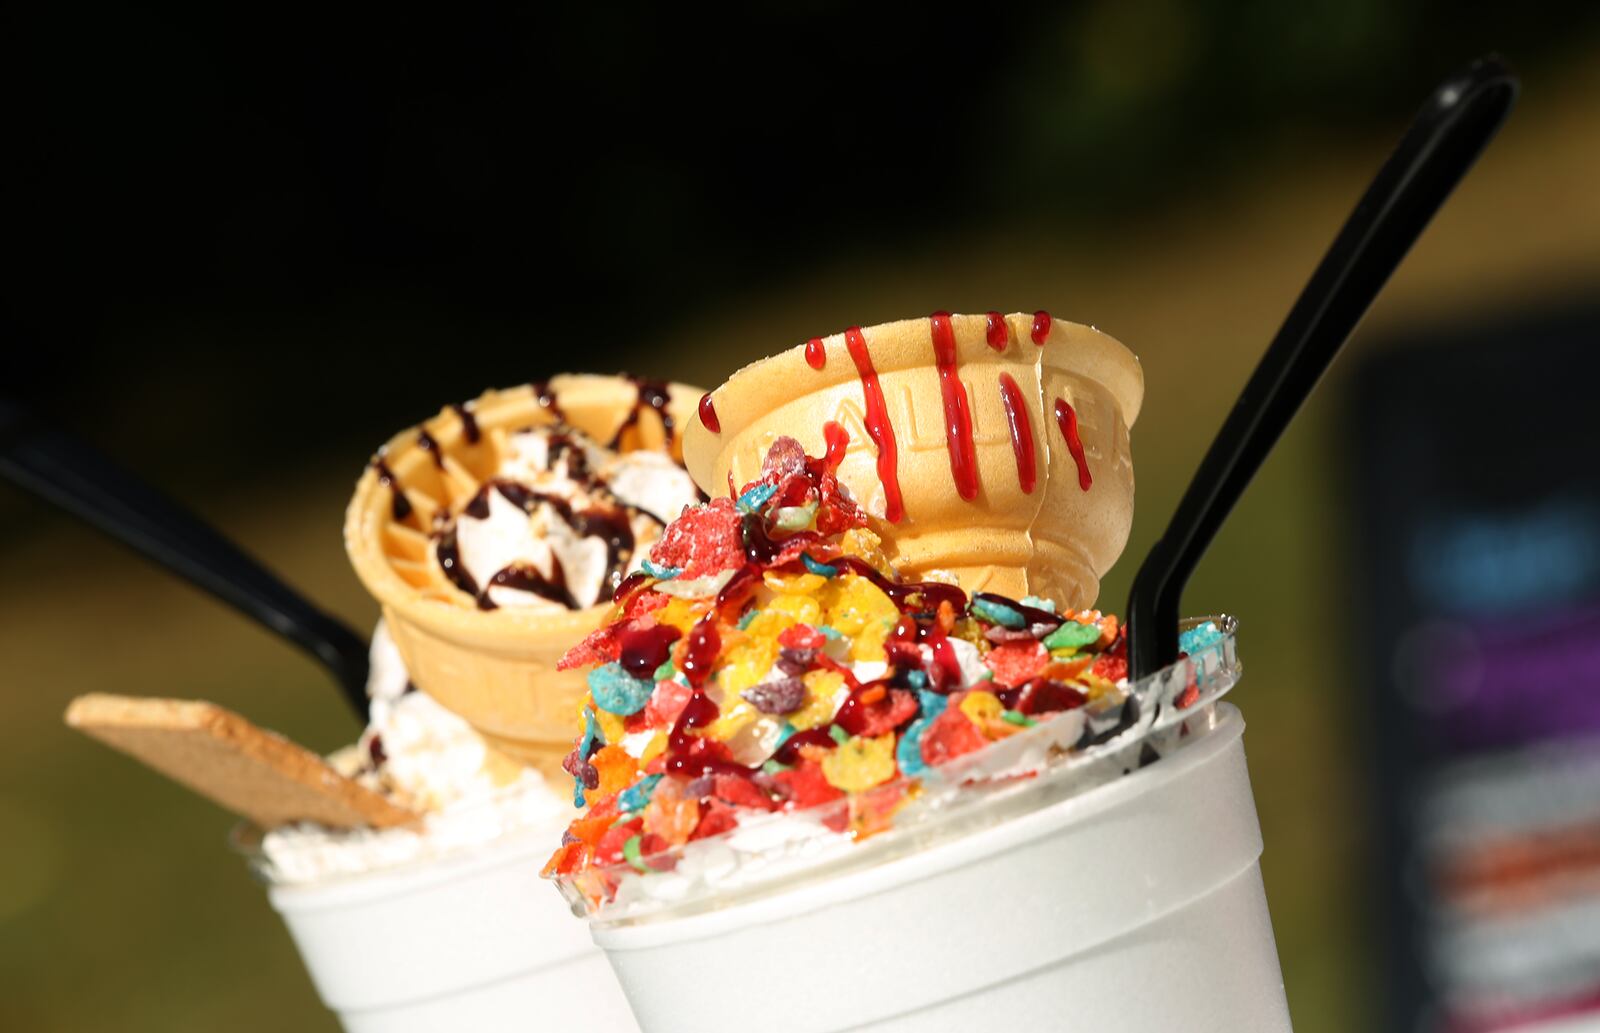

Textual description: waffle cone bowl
[345,375,701,775]
[683,314,1142,609]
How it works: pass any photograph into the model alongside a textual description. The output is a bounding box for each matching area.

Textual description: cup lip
[343,375,703,643]
[683,313,1145,494]
[592,701,1249,950]
[555,615,1241,926]
[231,814,568,909]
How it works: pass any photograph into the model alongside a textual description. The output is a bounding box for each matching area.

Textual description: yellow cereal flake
[763,570,827,595]
[715,634,779,698]
[837,528,892,574]
[821,733,898,792]
[850,617,894,662]
[959,690,1004,726]
[792,669,847,729]
[637,730,667,766]
[594,708,628,745]
[654,597,705,632]
[743,595,823,642]
[826,575,898,636]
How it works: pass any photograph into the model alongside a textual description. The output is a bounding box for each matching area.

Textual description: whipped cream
[259,624,571,886]
[435,426,700,612]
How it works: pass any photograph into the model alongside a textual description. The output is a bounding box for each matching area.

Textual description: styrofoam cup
[259,827,638,1032]
[592,703,1290,1032]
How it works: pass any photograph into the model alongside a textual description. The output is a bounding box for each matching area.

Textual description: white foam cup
[251,827,639,1032]
[589,700,1290,1032]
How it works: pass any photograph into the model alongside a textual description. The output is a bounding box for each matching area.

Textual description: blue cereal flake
[905,669,928,689]
[588,662,654,716]
[640,558,683,580]
[1179,622,1224,657]
[896,692,948,778]
[972,597,1026,629]
[801,553,840,578]
[818,624,844,641]
[737,482,778,513]
[1020,595,1058,614]
[617,773,664,813]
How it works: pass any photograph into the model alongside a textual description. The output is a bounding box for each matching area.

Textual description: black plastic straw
[0,397,370,718]
[1126,55,1519,681]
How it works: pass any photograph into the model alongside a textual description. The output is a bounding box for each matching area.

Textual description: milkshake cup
[554,619,1288,1033]
[238,822,637,1033]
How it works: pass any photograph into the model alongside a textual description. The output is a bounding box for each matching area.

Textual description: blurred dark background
[4,4,1599,1031]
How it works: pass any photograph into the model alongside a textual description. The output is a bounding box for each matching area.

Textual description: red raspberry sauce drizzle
[1031,310,1052,345]
[805,337,827,370]
[997,372,1037,494]
[1053,397,1092,491]
[698,392,720,433]
[929,312,979,501]
[821,420,849,471]
[843,326,905,523]
[984,312,1008,351]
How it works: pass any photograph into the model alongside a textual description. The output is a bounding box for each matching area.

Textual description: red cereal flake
[558,624,622,670]
[836,687,919,738]
[814,474,867,535]
[984,640,1048,688]
[712,773,775,811]
[1013,679,1089,716]
[770,471,815,509]
[1175,670,1201,709]
[920,707,988,767]
[690,799,740,840]
[771,758,845,809]
[647,498,744,578]
[761,437,808,480]
[778,624,826,651]
[595,818,643,866]
[557,600,669,671]
[1091,651,1128,684]
[645,679,694,729]
[542,840,591,877]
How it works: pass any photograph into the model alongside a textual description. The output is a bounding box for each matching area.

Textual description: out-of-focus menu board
[1352,303,1600,1033]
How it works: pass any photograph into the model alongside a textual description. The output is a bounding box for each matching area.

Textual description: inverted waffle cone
[683,314,1142,610]
[345,375,702,769]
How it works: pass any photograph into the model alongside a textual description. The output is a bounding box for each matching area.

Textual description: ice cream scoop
[683,313,1143,611]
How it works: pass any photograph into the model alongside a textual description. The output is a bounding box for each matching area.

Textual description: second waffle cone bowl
[345,375,701,778]
[683,313,1143,609]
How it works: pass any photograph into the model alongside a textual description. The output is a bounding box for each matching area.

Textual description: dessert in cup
[543,316,1290,1033]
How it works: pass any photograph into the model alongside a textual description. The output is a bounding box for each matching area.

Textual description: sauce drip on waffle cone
[683,315,1142,610]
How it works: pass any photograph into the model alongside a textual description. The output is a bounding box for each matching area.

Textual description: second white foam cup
[263,827,638,1032]
[591,703,1290,1032]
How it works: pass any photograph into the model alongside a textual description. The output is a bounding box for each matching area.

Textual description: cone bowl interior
[346,375,702,766]
[683,314,1143,610]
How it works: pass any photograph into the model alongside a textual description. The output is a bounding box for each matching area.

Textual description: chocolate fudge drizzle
[372,456,412,521]
[609,374,674,449]
[449,403,482,444]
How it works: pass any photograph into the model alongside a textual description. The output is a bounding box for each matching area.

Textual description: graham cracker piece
[65,694,416,830]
